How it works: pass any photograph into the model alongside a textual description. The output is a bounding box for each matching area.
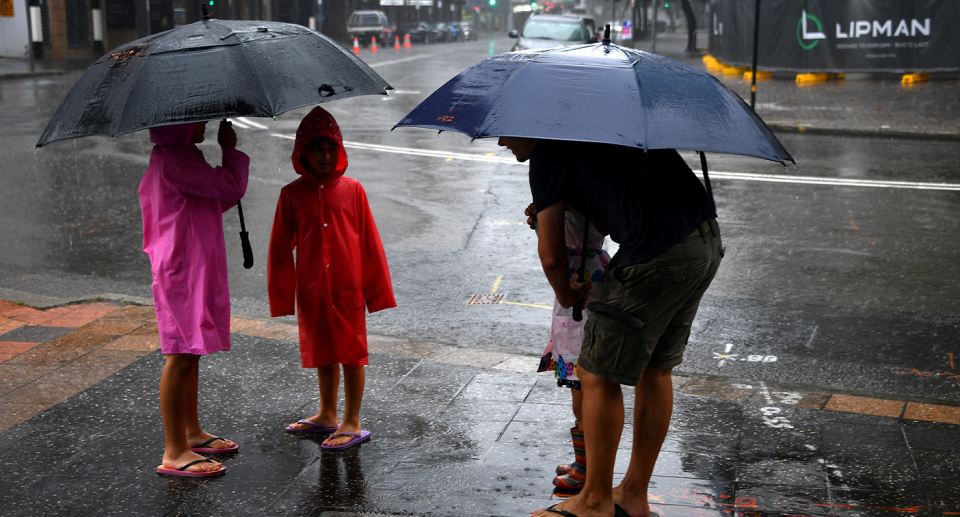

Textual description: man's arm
[537,202,590,309]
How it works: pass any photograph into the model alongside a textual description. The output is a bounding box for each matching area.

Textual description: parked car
[453,21,477,41]
[443,21,465,42]
[347,10,394,46]
[400,22,437,44]
[508,14,598,51]
[431,22,453,43]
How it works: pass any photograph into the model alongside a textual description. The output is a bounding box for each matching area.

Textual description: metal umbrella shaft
[573,217,591,322]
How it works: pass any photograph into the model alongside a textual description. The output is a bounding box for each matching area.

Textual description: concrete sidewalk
[2,298,960,516]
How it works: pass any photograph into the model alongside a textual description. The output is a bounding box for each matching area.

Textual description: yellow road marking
[491,276,503,293]
[499,301,552,309]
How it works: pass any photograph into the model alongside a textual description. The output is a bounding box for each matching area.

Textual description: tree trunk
[324,0,349,44]
[680,0,696,53]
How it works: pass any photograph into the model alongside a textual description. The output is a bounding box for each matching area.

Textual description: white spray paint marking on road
[269,135,960,192]
[758,382,794,429]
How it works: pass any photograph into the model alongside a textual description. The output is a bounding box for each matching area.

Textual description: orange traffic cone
[403,33,412,48]
[352,37,360,54]
[371,36,378,53]
[394,35,401,50]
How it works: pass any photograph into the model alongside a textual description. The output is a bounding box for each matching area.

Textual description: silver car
[509,14,598,51]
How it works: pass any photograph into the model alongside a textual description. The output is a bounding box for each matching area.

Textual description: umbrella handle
[573,217,591,322]
[237,199,254,269]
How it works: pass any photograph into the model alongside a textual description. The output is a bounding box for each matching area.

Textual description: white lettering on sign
[835,18,930,39]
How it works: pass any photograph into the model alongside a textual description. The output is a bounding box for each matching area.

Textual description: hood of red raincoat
[292,106,348,181]
[149,123,198,146]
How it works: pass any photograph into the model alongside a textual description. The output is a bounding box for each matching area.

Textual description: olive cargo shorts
[579,220,724,386]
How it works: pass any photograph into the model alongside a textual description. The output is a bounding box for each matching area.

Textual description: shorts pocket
[584,303,646,373]
[657,261,706,284]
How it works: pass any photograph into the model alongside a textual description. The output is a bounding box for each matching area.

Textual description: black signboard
[709,0,960,73]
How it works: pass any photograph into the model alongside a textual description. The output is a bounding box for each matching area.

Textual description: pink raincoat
[268,107,395,368]
[139,123,249,355]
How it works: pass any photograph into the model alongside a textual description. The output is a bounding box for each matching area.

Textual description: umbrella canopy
[394,42,792,164]
[37,18,392,147]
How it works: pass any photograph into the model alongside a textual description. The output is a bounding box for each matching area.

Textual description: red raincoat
[268,107,395,368]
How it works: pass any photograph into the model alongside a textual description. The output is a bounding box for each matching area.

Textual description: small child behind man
[268,107,396,450]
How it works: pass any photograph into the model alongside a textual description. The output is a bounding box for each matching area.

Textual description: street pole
[24,0,34,72]
[749,0,760,108]
[651,0,658,54]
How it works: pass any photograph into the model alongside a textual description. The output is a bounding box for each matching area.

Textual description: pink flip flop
[320,430,371,450]
[285,419,339,434]
[156,458,226,478]
[190,437,239,454]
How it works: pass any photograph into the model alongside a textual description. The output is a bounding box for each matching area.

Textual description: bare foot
[187,431,237,451]
[611,486,650,517]
[161,450,223,473]
[287,414,339,431]
[322,422,362,447]
[530,493,615,517]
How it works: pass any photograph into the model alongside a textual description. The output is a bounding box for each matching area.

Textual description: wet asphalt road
[1,37,958,404]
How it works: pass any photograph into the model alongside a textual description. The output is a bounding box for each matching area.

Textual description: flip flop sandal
[285,420,339,434]
[319,430,371,450]
[614,505,655,517]
[190,436,239,454]
[156,458,226,478]
[543,504,580,517]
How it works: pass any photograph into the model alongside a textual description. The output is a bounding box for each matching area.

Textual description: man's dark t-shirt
[529,140,716,266]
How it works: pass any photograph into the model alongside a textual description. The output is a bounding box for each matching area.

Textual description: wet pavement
[1,32,959,517]
[2,299,960,516]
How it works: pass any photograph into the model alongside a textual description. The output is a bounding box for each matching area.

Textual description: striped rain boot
[553,425,586,490]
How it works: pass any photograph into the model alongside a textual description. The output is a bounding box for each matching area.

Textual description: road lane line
[269,134,960,191]
[499,301,552,309]
[367,54,438,68]
[491,276,503,293]
[235,117,268,129]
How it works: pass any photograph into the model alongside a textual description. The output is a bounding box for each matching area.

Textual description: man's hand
[218,120,237,149]
[524,203,538,230]
[569,277,592,308]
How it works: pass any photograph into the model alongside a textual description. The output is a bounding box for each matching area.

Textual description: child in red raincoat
[268,107,396,450]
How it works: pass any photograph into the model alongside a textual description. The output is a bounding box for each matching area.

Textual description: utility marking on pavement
[491,276,503,293]
[884,366,960,392]
[758,382,795,429]
[950,352,955,369]
[466,293,503,305]
[498,300,552,309]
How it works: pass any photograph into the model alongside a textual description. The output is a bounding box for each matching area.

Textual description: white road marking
[367,54,438,68]
[268,134,960,191]
[228,118,251,129]
[234,117,269,129]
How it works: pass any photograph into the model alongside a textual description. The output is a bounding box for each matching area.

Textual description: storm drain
[466,293,503,305]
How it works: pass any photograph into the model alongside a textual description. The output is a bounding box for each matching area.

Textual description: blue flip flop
[286,420,339,434]
[320,430,371,450]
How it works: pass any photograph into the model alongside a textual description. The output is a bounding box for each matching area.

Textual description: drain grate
[467,293,504,305]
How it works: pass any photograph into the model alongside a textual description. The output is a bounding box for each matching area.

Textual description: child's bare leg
[288,363,340,430]
[181,356,236,451]
[572,386,584,425]
[323,364,365,447]
[159,354,221,472]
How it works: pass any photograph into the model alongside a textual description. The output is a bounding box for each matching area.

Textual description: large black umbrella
[37,16,392,268]
[37,17,391,146]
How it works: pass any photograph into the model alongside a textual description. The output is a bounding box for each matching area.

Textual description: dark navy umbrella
[37,17,391,147]
[396,29,792,320]
[394,36,791,164]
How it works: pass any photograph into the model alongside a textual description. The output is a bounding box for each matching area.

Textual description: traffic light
[489,0,495,5]
[664,2,669,6]
[474,5,480,11]
[208,0,214,5]
[530,1,537,9]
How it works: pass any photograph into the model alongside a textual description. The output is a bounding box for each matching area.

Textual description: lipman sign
[709,0,959,73]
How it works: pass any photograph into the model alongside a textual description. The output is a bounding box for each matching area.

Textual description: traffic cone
[352,37,360,54]
[394,35,401,50]
[403,33,412,48]
[371,36,378,53]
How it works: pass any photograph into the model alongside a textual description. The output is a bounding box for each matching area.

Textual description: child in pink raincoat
[269,106,395,451]
[139,120,248,477]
